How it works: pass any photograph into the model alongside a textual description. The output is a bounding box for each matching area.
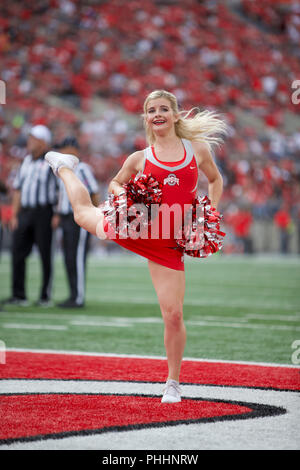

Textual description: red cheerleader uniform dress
[104,139,198,271]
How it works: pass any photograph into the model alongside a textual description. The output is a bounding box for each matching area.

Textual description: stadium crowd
[0,0,299,254]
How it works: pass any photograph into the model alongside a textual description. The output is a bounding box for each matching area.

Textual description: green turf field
[0,251,299,364]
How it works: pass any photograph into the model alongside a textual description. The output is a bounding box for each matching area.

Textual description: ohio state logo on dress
[164,174,179,186]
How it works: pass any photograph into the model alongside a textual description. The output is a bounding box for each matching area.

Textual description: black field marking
[0,392,286,446]
[0,377,299,393]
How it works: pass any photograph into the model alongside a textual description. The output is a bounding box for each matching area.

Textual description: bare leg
[58,168,105,238]
[148,260,186,382]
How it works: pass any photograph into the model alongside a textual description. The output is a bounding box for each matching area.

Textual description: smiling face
[145,97,179,139]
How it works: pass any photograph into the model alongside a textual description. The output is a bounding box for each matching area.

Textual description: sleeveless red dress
[104,139,198,271]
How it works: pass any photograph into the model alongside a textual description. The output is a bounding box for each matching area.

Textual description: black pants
[60,214,90,305]
[12,206,54,300]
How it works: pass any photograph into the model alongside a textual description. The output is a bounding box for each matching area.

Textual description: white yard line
[1,323,68,331]
[246,313,300,322]
[70,320,131,328]
[5,347,300,368]
[1,313,299,332]
[186,320,300,331]
[2,311,300,322]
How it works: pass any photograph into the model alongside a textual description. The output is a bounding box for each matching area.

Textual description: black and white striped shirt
[13,154,58,208]
[57,162,99,215]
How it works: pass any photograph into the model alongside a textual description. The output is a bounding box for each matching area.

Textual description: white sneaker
[161,379,181,403]
[45,151,79,176]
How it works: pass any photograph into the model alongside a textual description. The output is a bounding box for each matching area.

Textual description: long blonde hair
[143,90,228,148]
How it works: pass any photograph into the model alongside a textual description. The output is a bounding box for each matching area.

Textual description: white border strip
[6,348,300,369]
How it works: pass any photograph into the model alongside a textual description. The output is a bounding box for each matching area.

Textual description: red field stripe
[1,351,299,390]
[0,394,252,441]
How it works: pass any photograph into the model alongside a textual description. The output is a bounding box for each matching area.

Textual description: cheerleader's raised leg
[45,151,107,239]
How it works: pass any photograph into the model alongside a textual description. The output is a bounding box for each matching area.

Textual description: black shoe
[57,299,84,309]
[35,299,53,308]
[2,296,29,307]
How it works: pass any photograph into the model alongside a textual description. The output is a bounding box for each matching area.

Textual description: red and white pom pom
[123,173,163,208]
[100,173,163,234]
[100,173,225,257]
[176,195,226,258]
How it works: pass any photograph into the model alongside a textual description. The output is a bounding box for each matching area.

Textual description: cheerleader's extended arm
[108,151,144,197]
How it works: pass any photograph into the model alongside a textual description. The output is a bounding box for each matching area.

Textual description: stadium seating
[0,0,299,252]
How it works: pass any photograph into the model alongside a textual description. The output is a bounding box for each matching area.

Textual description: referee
[53,137,100,308]
[5,125,58,306]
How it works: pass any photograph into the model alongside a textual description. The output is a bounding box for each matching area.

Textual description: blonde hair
[143,90,228,148]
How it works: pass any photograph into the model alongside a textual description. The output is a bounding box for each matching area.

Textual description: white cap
[29,125,52,144]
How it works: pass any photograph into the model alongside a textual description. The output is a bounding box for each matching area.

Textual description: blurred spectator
[0,178,8,259]
[0,0,300,254]
[226,205,253,254]
[274,204,293,254]
[296,205,300,255]
[0,180,7,195]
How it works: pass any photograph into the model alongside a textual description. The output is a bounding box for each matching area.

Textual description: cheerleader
[45,90,227,403]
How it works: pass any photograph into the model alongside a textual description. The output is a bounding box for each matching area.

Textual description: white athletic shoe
[161,379,181,403]
[45,151,79,176]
